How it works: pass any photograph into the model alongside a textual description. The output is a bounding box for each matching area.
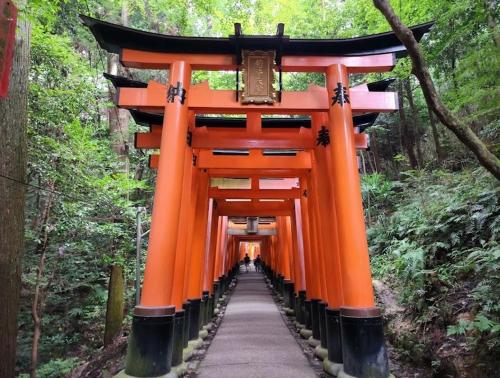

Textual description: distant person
[254,255,262,272]
[244,253,251,272]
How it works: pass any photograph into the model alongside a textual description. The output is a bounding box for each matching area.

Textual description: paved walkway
[197,272,317,378]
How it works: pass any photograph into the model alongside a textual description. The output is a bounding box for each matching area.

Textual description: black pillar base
[341,308,389,378]
[279,275,285,296]
[171,310,185,367]
[124,306,175,377]
[283,280,294,308]
[188,298,201,340]
[182,302,191,348]
[296,290,306,324]
[318,301,328,348]
[219,275,226,293]
[213,281,220,304]
[305,300,312,329]
[200,297,206,327]
[202,290,210,326]
[311,298,321,340]
[325,307,343,364]
[208,294,215,319]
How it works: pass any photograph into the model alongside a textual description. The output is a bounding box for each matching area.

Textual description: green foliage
[17,0,151,374]
[19,357,80,378]
[362,173,396,217]
[368,168,500,370]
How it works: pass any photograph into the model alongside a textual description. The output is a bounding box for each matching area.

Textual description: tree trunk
[30,251,46,378]
[428,106,445,164]
[103,0,129,346]
[104,265,125,346]
[30,186,55,378]
[404,79,424,167]
[483,0,499,48]
[373,0,500,180]
[107,53,130,172]
[0,13,30,378]
[398,80,419,169]
[370,130,381,172]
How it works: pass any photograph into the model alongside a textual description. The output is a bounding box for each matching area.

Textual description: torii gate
[83,15,432,378]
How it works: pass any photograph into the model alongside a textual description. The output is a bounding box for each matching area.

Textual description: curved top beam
[103,73,147,88]
[81,15,432,59]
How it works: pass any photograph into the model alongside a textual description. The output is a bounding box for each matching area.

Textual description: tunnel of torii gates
[83,15,432,378]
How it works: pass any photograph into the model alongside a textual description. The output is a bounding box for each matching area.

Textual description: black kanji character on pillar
[167,81,186,104]
[331,82,350,106]
[186,130,192,146]
[316,126,330,147]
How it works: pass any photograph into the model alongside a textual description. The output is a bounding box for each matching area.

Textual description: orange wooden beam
[209,187,301,199]
[192,127,313,149]
[121,49,395,72]
[118,82,397,114]
[207,169,307,178]
[135,128,368,150]
[216,199,293,216]
[197,150,312,170]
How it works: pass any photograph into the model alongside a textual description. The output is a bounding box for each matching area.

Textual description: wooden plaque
[241,50,276,104]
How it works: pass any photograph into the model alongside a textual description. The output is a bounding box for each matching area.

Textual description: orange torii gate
[83,15,432,378]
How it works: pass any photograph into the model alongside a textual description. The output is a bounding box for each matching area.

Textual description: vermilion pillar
[188,171,210,298]
[306,169,328,343]
[311,112,345,361]
[278,216,293,309]
[172,148,197,310]
[140,61,192,308]
[125,61,191,377]
[278,217,292,280]
[293,199,308,327]
[203,199,218,294]
[292,201,306,292]
[298,178,319,333]
[289,214,304,292]
[171,141,197,367]
[326,64,389,377]
[186,171,209,341]
[212,216,223,282]
[298,183,314,298]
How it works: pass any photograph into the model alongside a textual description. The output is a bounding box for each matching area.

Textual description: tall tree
[427,107,446,163]
[373,0,500,180]
[397,80,419,169]
[0,9,31,378]
[404,79,424,166]
[103,0,129,346]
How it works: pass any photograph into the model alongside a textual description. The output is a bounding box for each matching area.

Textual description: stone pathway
[197,272,317,378]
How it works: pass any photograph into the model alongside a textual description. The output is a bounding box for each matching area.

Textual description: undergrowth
[364,168,500,374]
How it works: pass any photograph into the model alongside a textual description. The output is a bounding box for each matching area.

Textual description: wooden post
[203,200,218,293]
[125,60,192,377]
[172,146,197,311]
[140,60,192,308]
[187,171,210,299]
[326,64,389,377]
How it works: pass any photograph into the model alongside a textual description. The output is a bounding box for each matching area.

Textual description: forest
[0,0,498,377]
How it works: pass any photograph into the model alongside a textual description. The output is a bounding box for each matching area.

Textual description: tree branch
[373,0,500,179]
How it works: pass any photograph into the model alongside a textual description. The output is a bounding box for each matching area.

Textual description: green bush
[367,168,500,369]
[18,357,79,378]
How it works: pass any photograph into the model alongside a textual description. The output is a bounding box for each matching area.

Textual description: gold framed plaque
[241,50,276,105]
